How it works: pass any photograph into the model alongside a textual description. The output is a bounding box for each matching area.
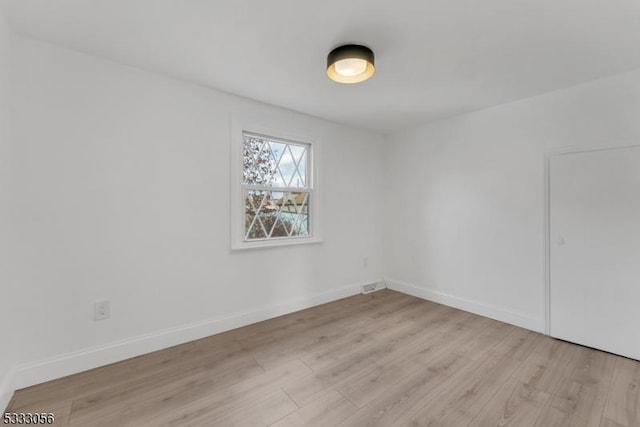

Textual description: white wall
[6,36,385,389]
[0,7,17,411]
[384,69,640,332]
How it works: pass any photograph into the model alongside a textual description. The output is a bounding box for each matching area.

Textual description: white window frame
[230,119,322,250]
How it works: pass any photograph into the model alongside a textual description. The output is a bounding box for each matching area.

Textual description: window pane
[288,192,310,236]
[269,141,286,163]
[243,133,309,188]
[244,190,270,239]
[276,192,309,237]
[244,190,310,240]
[243,135,277,185]
[276,145,296,187]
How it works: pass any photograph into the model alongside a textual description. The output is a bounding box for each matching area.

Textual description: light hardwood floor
[5,290,640,426]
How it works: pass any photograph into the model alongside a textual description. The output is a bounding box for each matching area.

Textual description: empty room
[1,1,639,426]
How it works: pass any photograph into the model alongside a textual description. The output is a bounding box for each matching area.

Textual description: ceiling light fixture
[327,44,375,84]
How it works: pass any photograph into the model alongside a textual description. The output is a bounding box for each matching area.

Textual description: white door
[550,145,640,360]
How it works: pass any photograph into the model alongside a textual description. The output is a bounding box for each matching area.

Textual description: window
[231,129,319,249]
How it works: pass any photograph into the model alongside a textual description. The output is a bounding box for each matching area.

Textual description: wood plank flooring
[5,290,640,426]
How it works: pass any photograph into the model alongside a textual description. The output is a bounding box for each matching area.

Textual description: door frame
[544,142,640,336]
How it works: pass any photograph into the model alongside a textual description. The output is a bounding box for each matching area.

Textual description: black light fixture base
[326,44,375,84]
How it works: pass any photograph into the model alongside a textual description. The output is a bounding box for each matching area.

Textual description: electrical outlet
[363,257,369,268]
[94,300,110,321]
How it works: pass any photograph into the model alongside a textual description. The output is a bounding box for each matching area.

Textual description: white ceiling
[3,0,640,134]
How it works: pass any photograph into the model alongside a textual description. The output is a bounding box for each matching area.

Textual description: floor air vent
[362,281,386,294]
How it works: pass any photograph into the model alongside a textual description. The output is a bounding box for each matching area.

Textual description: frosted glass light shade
[327,45,375,84]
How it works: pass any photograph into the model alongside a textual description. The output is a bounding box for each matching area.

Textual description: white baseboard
[385,278,544,333]
[6,282,365,398]
[0,368,15,413]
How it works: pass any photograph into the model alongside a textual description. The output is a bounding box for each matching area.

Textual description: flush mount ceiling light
[327,44,375,84]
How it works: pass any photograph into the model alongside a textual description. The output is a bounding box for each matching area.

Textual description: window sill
[231,236,323,251]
